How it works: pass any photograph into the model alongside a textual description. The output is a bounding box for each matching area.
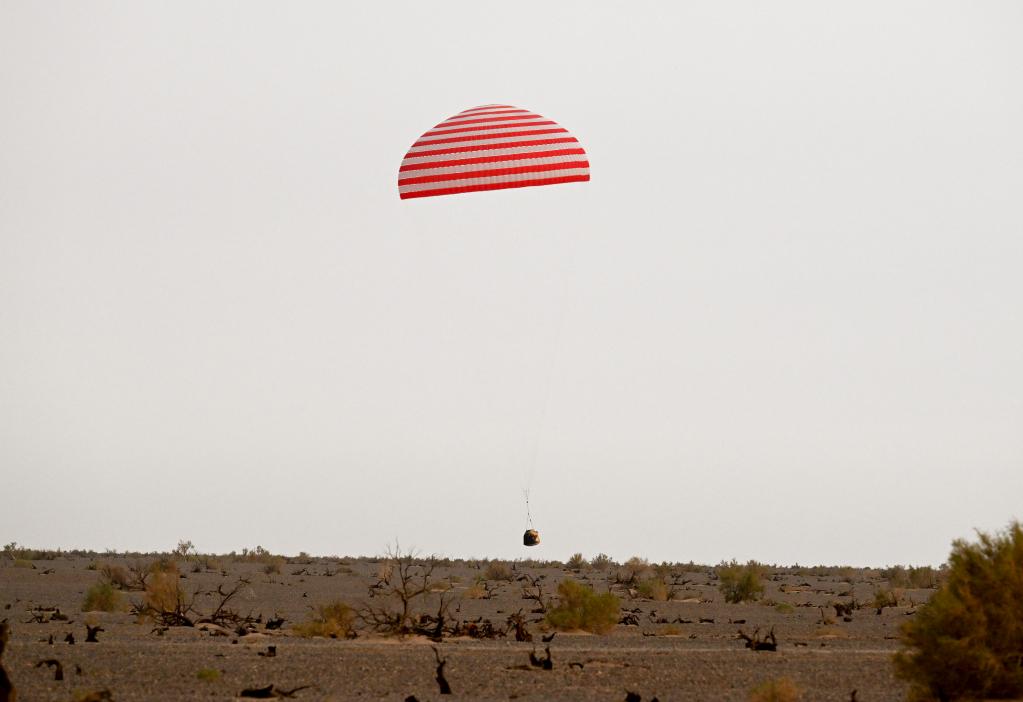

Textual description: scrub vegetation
[545,579,620,634]
[717,560,765,603]
[894,521,1023,702]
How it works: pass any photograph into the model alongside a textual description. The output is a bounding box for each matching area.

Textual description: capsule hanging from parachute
[399,104,590,547]
[398,104,589,200]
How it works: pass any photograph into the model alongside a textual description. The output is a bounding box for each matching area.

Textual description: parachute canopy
[398,104,590,199]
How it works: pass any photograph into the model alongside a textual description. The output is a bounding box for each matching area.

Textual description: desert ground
[0,551,934,701]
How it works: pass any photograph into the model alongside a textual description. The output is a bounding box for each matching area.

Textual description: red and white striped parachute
[398,104,590,199]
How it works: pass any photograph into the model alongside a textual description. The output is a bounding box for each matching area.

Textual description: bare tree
[361,543,441,635]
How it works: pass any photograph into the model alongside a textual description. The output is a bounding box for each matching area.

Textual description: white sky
[2,1,1021,566]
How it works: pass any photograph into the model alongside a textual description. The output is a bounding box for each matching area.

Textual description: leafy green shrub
[749,677,800,702]
[545,579,619,634]
[196,668,220,682]
[82,582,124,612]
[717,560,765,603]
[293,601,355,638]
[894,521,1023,701]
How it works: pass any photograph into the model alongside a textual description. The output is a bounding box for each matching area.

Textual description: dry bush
[590,553,615,570]
[483,561,514,582]
[618,556,651,583]
[196,668,220,682]
[141,561,194,625]
[12,559,34,569]
[82,582,124,612]
[464,579,490,600]
[99,563,132,589]
[635,577,670,601]
[566,553,587,570]
[749,677,801,702]
[894,521,1023,702]
[873,587,901,613]
[362,543,443,635]
[545,579,620,634]
[294,601,355,638]
[718,560,765,603]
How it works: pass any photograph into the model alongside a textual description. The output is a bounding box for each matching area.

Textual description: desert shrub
[545,579,620,634]
[590,553,614,570]
[196,668,220,682]
[749,677,800,702]
[873,587,900,612]
[293,601,355,638]
[618,556,651,582]
[144,561,188,614]
[635,576,670,601]
[82,582,124,612]
[12,559,34,569]
[894,521,1023,701]
[262,560,282,575]
[775,602,795,614]
[464,578,490,599]
[907,566,941,589]
[566,553,587,570]
[99,563,132,589]
[718,560,765,603]
[484,561,514,582]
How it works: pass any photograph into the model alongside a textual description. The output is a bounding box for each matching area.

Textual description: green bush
[196,668,220,682]
[293,601,355,638]
[894,521,1023,701]
[82,582,124,612]
[717,560,765,603]
[545,579,619,634]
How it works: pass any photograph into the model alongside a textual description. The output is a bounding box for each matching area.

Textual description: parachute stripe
[399,105,588,199]
[405,135,581,156]
[399,160,590,186]
[400,174,590,199]
[402,137,580,161]
[435,113,540,128]
[414,128,568,147]
[399,167,590,194]
[424,120,557,138]
[399,148,587,172]
[416,123,563,143]
[457,105,516,114]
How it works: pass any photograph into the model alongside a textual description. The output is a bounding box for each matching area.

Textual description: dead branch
[36,658,64,680]
[432,646,452,695]
[738,627,777,651]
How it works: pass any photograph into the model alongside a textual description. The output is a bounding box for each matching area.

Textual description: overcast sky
[2,1,1021,566]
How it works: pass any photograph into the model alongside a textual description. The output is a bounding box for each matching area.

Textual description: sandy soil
[0,555,926,701]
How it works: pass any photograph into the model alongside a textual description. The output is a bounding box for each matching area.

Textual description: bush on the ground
[82,582,124,612]
[293,601,355,638]
[545,579,619,634]
[894,521,1023,701]
[717,560,765,603]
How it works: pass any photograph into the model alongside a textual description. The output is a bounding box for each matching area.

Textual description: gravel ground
[1,555,924,700]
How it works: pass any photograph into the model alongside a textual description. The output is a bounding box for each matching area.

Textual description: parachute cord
[521,221,585,501]
[524,489,534,529]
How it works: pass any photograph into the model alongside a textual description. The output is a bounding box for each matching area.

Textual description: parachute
[400,104,590,547]
[398,105,589,199]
